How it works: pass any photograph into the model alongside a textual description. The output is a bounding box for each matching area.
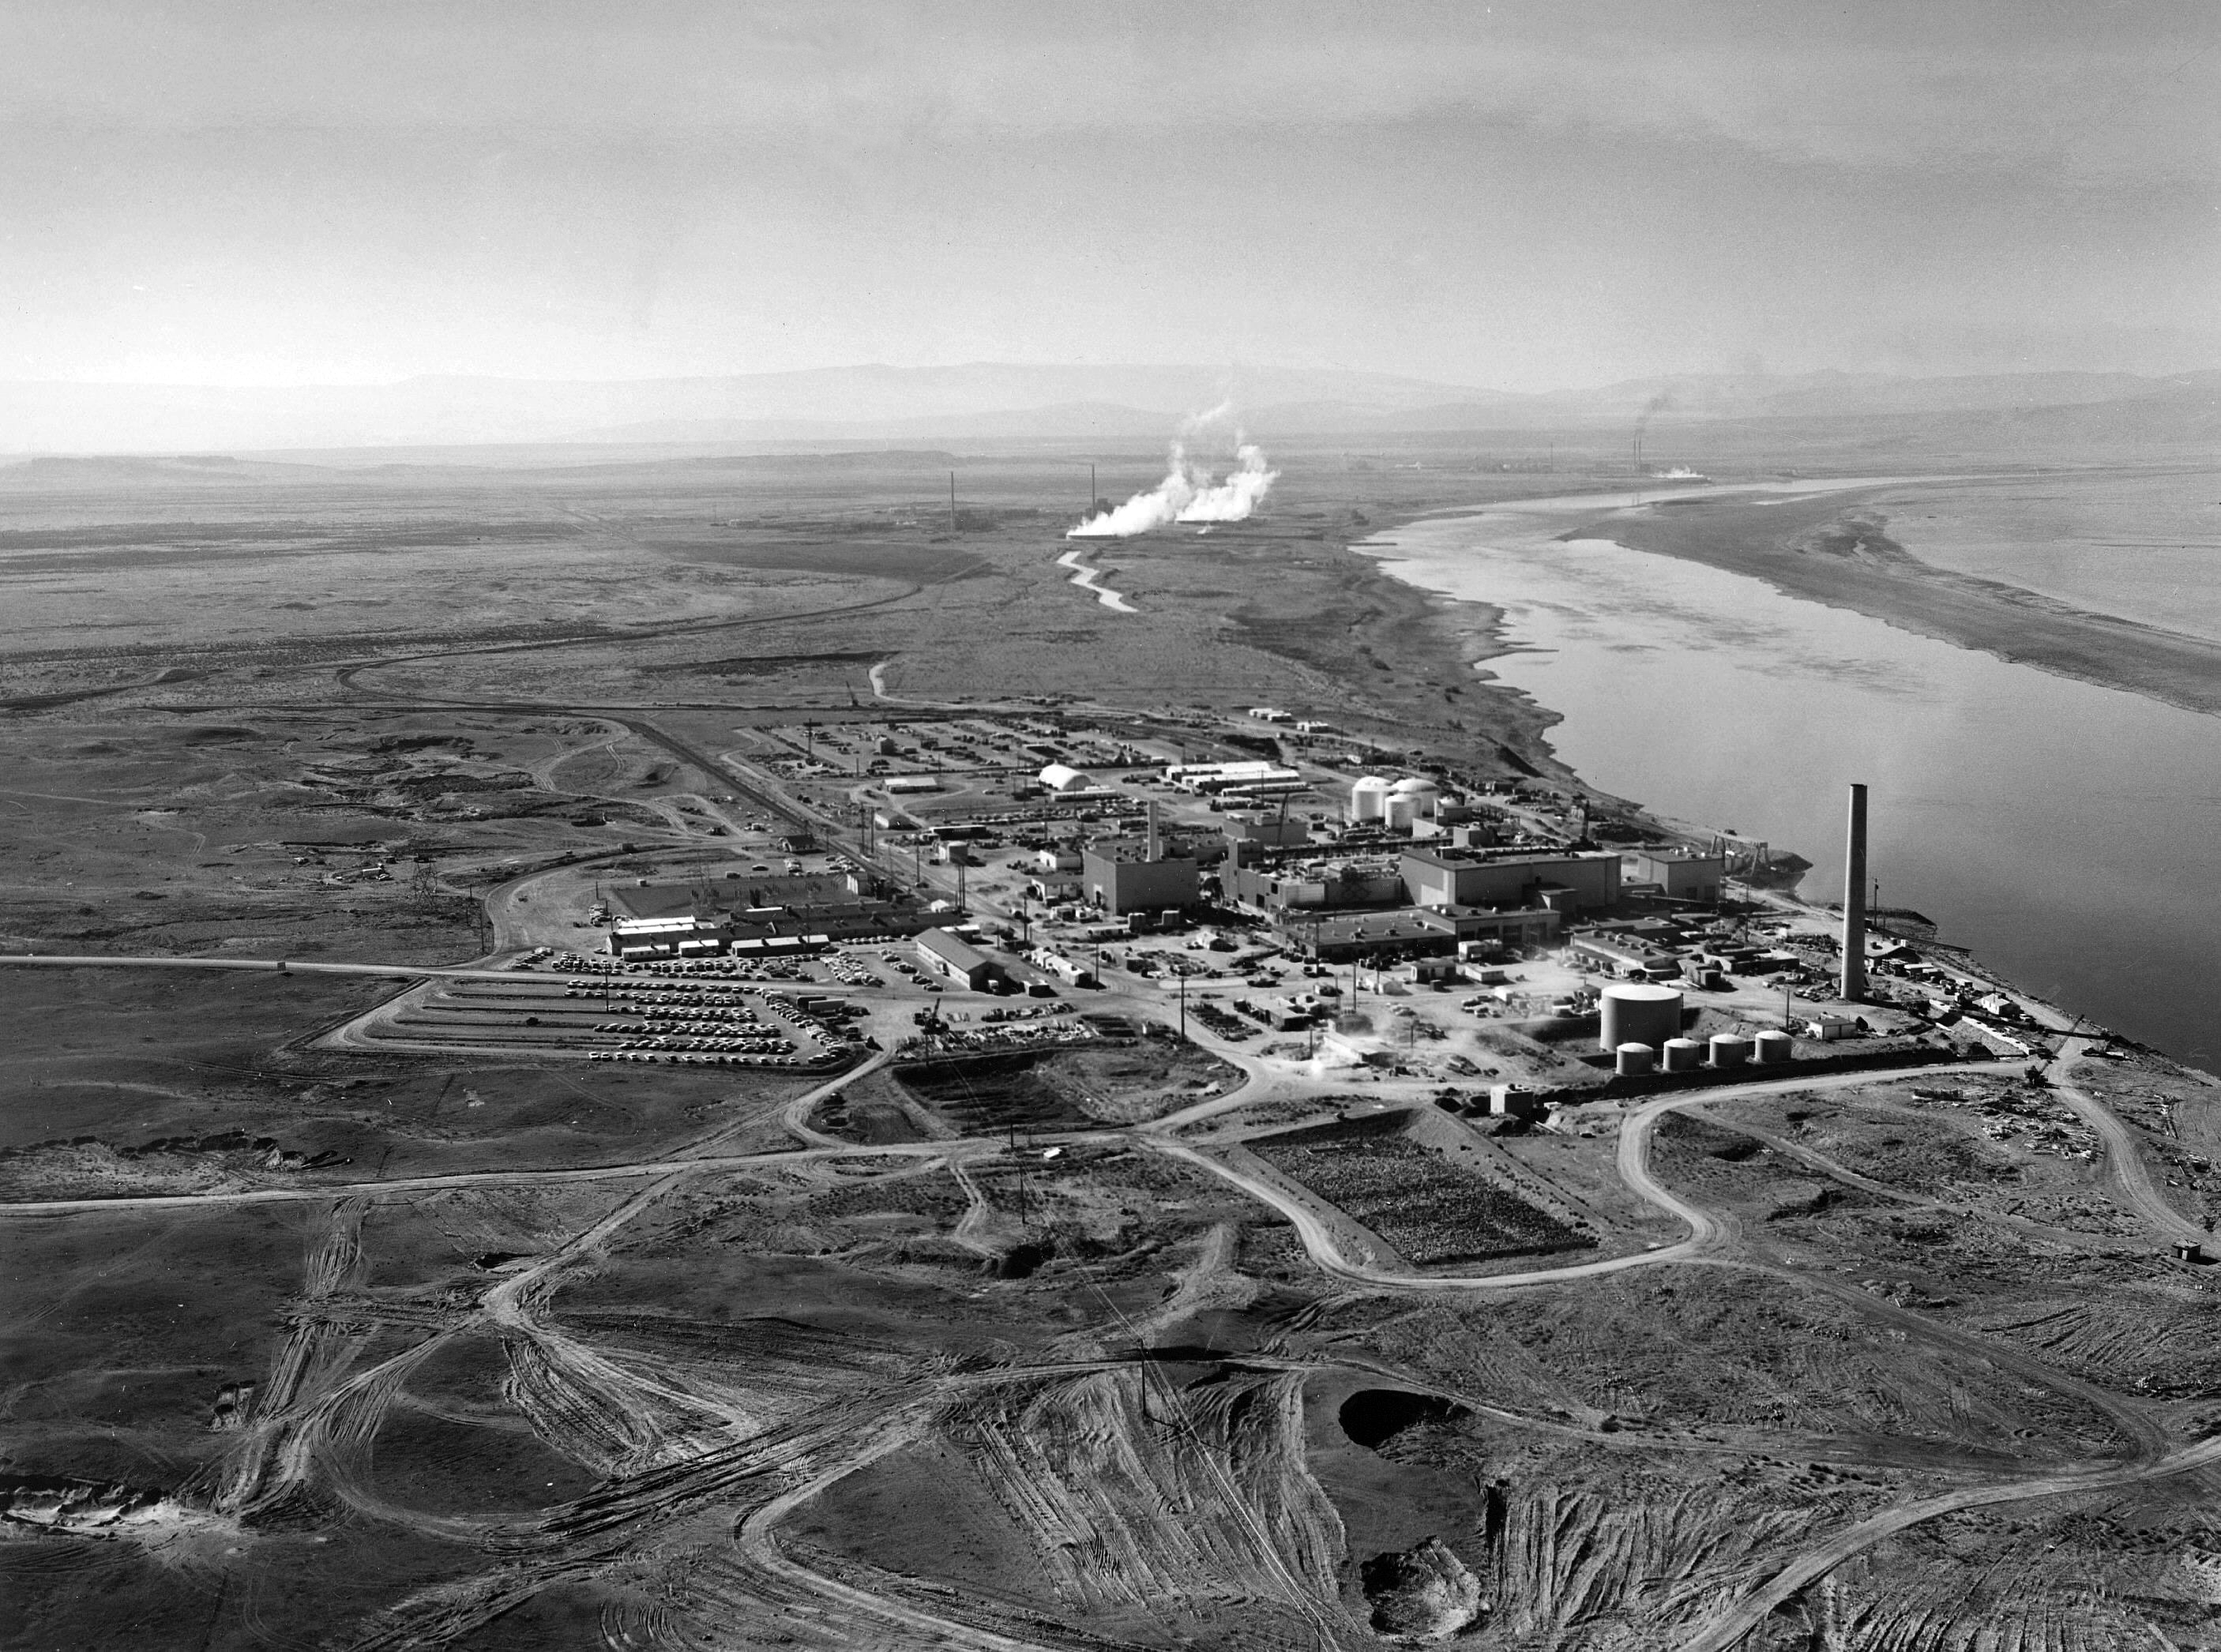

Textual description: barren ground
[5,443,2219,1650]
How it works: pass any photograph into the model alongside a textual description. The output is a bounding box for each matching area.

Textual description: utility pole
[949,471,958,534]
[1178,971,1187,1042]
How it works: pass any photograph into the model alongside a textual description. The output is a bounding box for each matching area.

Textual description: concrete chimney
[1144,799,1159,862]
[1840,783,1867,1001]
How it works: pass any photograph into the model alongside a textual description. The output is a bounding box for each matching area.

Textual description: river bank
[1354,495,2221,1073]
[1599,477,2221,717]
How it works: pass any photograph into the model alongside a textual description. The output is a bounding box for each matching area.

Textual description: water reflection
[1364,508,2221,1071]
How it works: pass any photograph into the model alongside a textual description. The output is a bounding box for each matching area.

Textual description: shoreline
[1596,484,2221,720]
[1345,496,2218,1076]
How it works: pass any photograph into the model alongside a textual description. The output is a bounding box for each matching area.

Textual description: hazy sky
[4,1,2215,390]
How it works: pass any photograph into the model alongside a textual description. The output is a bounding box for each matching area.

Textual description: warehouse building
[1163,759,1305,794]
[606,870,934,954]
[915,927,1004,990]
[1038,762,1094,793]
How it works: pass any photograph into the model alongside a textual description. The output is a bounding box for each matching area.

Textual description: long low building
[1162,759,1305,793]
[915,927,1004,990]
[1278,903,1560,962]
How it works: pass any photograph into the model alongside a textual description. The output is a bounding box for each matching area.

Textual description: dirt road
[1679,1431,2221,1651]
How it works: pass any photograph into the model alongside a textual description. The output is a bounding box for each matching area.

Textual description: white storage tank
[1614,1042,1656,1076]
[1708,1033,1752,1068]
[1390,775,1441,817]
[1661,1037,1703,1072]
[1350,776,1392,822]
[1598,982,1683,1052]
[1753,1028,1794,1064]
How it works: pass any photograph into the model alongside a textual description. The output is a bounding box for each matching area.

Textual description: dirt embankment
[1602,491,2221,717]
[1227,512,1582,787]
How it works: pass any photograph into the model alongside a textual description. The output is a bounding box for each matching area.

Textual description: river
[1361,493,2221,1073]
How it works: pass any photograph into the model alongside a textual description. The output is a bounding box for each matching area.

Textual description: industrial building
[1280,903,1558,962]
[1163,759,1304,794]
[1570,933,1683,979]
[1038,763,1094,793]
[1081,839,1200,915]
[1624,849,1727,903]
[1221,813,1311,850]
[1028,948,1099,987]
[605,870,934,957]
[1400,847,1622,915]
[1079,802,1199,917]
[1348,775,1444,829]
[1281,910,1458,962]
[915,927,1004,991]
[1228,859,1405,913]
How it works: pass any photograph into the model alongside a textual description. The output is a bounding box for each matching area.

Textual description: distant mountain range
[0,361,2213,456]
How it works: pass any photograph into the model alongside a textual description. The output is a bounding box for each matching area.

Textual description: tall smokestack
[1841,783,1867,1001]
[1144,798,1159,862]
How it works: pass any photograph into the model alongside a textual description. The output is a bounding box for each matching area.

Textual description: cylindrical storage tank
[1598,982,1684,1053]
[1661,1037,1702,1072]
[1390,775,1442,820]
[1615,1042,1656,1077]
[1385,793,1415,829]
[1753,1029,1794,1064]
[1709,1033,1752,1068]
[1350,776,1391,822]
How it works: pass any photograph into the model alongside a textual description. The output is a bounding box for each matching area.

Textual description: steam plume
[1067,427,1279,538]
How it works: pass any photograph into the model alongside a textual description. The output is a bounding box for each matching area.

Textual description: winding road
[8,926,2204,1646]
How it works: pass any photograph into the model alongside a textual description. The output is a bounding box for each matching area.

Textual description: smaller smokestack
[1841,783,1868,1001]
[1144,799,1159,862]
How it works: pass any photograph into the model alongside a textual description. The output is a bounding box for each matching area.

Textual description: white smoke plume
[1067,422,1279,538]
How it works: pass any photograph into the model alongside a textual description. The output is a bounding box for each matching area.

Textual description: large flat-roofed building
[1081,839,1200,916]
[1227,860,1404,912]
[1400,847,1622,915]
[915,927,1003,990]
[607,870,933,955]
[1280,903,1559,962]
[1623,850,1726,903]
[1162,759,1303,794]
[1571,933,1682,979]
[1283,910,1456,963]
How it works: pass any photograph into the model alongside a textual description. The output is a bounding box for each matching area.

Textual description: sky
[2,0,2215,392]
